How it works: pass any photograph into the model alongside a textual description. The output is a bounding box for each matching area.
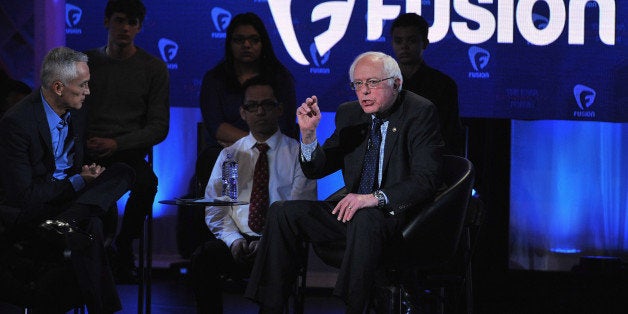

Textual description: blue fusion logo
[65,3,83,34]
[573,84,596,110]
[467,46,490,79]
[211,7,231,38]
[468,46,490,71]
[65,4,82,28]
[158,38,179,69]
[309,42,331,74]
[573,84,596,118]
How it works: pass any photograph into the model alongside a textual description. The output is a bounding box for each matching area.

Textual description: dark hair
[241,75,276,96]
[390,13,429,44]
[223,13,290,86]
[105,0,146,24]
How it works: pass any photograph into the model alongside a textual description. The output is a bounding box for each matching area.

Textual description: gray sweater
[85,46,170,151]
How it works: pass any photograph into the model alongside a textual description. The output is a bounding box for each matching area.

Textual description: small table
[158,198,249,206]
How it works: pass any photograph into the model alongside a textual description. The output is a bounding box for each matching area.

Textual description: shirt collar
[41,91,70,131]
[243,129,282,151]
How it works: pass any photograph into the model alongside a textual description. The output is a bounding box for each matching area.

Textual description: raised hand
[296,96,321,144]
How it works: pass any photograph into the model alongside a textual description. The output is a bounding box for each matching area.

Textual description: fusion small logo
[468,46,490,79]
[65,4,83,35]
[158,38,179,70]
[573,84,596,118]
[309,43,331,74]
[211,7,231,39]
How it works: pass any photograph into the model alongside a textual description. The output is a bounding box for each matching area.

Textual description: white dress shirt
[205,130,318,248]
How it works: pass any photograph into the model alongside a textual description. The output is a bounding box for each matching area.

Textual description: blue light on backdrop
[510,120,628,271]
[63,0,627,268]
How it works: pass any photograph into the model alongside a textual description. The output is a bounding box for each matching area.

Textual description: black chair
[137,150,154,314]
[0,204,120,314]
[302,155,476,313]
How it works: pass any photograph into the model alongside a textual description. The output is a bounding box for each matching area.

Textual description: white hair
[40,47,89,87]
[348,51,403,90]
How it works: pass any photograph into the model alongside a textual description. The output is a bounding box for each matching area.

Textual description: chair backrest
[401,155,475,269]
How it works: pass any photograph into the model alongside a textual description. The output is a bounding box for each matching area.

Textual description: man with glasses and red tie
[190,75,317,314]
[244,51,445,313]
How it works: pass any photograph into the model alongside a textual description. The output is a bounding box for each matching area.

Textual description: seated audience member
[196,12,297,191]
[390,13,465,156]
[190,75,317,314]
[84,0,170,283]
[0,47,134,313]
[244,51,444,313]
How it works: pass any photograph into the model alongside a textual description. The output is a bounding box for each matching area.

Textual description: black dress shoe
[109,251,139,284]
[39,219,95,251]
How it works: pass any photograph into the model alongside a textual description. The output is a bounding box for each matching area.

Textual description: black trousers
[244,200,402,314]
[89,149,157,252]
[5,162,134,314]
[190,233,258,314]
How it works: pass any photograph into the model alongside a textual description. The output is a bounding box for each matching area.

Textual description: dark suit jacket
[301,90,444,216]
[0,90,86,225]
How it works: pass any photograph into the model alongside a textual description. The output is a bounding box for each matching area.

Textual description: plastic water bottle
[221,152,238,201]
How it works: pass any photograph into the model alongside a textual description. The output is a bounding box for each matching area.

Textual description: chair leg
[146,209,153,314]
[138,216,145,314]
[137,209,152,314]
[289,242,309,314]
[465,262,473,314]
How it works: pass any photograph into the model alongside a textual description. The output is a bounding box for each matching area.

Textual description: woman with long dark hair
[197,12,296,189]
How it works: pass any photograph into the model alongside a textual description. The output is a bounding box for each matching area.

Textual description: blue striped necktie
[358,117,383,194]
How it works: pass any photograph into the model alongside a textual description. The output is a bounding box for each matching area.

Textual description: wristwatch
[373,190,386,208]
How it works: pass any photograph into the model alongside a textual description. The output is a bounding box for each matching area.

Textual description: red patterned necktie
[248,143,270,233]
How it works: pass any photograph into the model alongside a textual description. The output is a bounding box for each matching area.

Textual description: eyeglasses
[349,76,394,90]
[232,35,261,45]
[242,100,280,112]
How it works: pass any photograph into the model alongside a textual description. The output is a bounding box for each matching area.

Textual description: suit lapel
[33,94,54,156]
[347,112,371,191]
[381,97,404,181]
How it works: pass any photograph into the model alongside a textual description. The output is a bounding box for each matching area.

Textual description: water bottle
[221,152,238,201]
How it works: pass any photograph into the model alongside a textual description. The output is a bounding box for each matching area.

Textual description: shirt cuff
[300,139,318,161]
[69,174,85,191]
[222,233,244,249]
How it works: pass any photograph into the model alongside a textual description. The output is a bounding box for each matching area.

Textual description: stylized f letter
[66,4,82,28]
[312,0,356,57]
[158,38,178,63]
[573,84,596,110]
[268,0,309,65]
[268,0,355,65]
